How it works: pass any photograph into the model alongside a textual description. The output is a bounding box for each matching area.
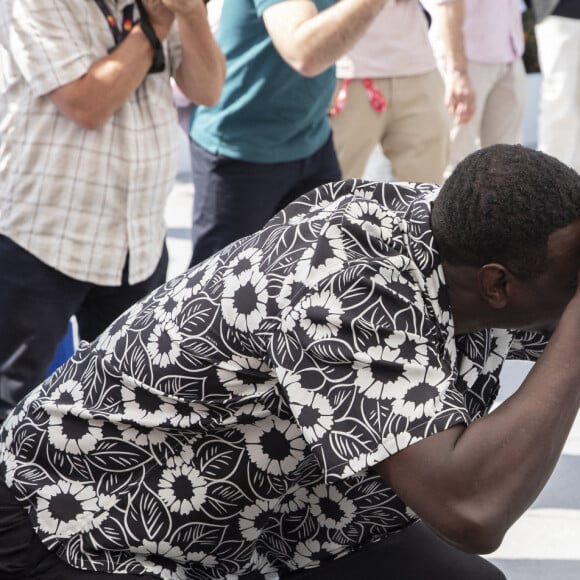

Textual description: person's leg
[0,475,48,579]
[0,479,160,580]
[480,59,526,148]
[0,236,87,419]
[273,135,342,215]
[330,79,386,179]
[75,243,169,342]
[535,15,580,171]
[382,70,450,184]
[189,139,326,268]
[284,521,505,580]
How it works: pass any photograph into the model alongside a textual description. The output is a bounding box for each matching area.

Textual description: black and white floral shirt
[0,180,547,579]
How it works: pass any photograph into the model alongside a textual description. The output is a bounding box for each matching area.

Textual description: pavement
[166,129,580,577]
[491,362,580,579]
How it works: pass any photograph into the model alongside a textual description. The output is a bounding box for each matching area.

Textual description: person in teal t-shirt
[188,0,389,267]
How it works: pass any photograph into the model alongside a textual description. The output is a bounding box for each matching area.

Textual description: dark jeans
[0,236,168,418]
[0,478,505,580]
[188,135,342,268]
[283,522,506,580]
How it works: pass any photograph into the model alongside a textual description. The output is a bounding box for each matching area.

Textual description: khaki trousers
[330,70,449,184]
[445,59,526,177]
[535,15,580,173]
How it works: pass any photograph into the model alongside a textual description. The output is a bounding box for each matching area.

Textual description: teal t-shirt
[191,0,336,164]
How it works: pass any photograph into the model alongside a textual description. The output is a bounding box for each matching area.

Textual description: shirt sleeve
[254,0,306,18]
[9,0,97,96]
[508,329,549,361]
[269,260,471,483]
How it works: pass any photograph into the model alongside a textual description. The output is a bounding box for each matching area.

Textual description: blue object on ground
[46,318,77,376]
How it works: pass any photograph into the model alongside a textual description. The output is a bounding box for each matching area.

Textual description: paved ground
[491,362,580,579]
[165,166,580,579]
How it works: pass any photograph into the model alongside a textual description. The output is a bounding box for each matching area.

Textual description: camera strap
[94,0,136,47]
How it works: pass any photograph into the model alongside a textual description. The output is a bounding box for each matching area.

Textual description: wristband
[135,0,165,74]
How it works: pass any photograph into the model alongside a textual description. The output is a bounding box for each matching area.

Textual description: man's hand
[140,0,175,41]
[445,71,475,125]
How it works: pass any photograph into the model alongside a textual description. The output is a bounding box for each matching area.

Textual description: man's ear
[477,263,511,309]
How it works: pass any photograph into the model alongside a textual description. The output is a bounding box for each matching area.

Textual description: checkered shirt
[0,0,183,285]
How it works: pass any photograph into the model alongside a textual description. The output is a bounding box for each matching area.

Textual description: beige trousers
[445,59,527,177]
[535,15,580,173]
[330,70,449,184]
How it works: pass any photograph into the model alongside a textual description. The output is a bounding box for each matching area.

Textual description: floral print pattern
[0,180,548,579]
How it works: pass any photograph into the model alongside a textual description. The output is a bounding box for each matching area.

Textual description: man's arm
[48,21,165,131]
[376,291,580,554]
[262,0,388,78]
[434,0,475,124]
[48,0,224,130]
[160,0,225,107]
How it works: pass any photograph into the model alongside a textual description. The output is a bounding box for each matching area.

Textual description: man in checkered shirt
[0,0,225,423]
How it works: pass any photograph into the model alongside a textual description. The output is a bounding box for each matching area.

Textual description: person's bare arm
[435,0,475,124]
[48,0,175,130]
[48,27,160,130]
[162,0,226,107]
[376,289,580,554]
[262,0,387,78]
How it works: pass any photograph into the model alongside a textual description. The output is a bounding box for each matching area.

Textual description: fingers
[139,0,175,39]
[446,79,476,126]
[449,93,475,125]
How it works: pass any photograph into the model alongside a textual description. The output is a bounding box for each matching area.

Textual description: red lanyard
[329,78,351,117]
[94,0,136,47]
[362,78,387,113]
[329,78,388,117]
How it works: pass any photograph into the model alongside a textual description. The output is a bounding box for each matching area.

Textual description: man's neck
[441,260,491,336]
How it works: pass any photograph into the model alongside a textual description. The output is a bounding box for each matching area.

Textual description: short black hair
[431,144,580,279]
